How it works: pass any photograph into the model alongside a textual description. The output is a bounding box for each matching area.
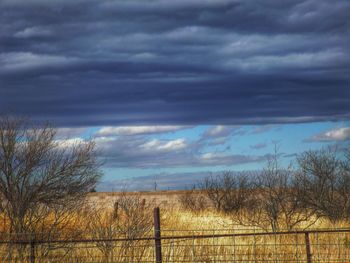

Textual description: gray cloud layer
[96,133,269,169]
[1,0,350,126]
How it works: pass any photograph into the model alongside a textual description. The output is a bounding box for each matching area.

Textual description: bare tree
[233,148,314,231]
[296,147,350,223]
[201,171,253,213]
[178,186,207,213]
[0,116,101,238]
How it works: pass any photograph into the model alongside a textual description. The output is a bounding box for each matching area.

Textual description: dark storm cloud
[1,0,350,126]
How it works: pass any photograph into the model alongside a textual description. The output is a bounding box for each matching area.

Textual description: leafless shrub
[296,147,350,223]
[87,194,153,262]
[178,187,207,213]
[85,205,118,262]
[199,148,316,231]
[116,193,153,238]
[197,146,350,231]
[200,171,253,214]
[235,152,315,231]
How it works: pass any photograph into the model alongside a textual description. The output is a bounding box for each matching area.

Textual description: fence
[0,207,350,262]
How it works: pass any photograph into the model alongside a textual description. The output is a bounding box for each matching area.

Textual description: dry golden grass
[1,191,350,262]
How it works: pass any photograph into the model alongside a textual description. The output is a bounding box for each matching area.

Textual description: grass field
[1,190,350,262]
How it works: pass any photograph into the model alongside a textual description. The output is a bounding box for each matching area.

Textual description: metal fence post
[305,232,312,263]
[153,207,162,263]
[30,239,35,263]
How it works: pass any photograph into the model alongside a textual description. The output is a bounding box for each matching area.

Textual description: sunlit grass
[1,193,350,262]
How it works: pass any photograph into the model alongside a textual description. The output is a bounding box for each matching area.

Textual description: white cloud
[55,137,85,148]
[205,125,228,137]
[203,125,242,138]
[56,127,88,138]
[201,152,226,160]
[201,125,245,146]
[95,125,188,136]
[309,127,350,142]
[140,138,187,152]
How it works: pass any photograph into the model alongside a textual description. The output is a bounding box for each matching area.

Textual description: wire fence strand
[0,228,350,262]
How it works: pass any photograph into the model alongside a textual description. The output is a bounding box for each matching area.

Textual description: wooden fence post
[305,232,312,263]
[30,239,35,263]
[113,201,118,219]
[154,207,162,263]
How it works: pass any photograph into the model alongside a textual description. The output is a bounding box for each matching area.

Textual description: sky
[1,0,349,191]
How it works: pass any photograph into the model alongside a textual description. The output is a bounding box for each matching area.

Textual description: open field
[1,191,350,262]
[87,190,198,209]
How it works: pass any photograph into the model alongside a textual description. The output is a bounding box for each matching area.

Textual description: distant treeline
[179,147,350,231]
